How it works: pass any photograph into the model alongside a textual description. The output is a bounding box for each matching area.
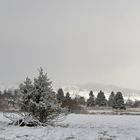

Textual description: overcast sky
[0,0,140,89]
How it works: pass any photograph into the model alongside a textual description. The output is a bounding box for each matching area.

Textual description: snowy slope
[0,112,140,140]
[61,84,140,101]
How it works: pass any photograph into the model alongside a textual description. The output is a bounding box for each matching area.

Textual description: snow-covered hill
[1,83,140,101]
[59,83,140,101]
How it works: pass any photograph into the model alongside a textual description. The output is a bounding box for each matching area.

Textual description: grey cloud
[0,0,140,89]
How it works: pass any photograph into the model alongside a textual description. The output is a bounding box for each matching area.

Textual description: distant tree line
[87,90,140,109]
[0,68,140,118]
[0,89,20,111]
[56,89,140,110]
[56,88,86,113]
[87,91,126,109]
[1,87,140,113]
[56,89,126,110]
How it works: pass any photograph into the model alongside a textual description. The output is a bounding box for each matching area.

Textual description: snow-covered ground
[0,113,140,140]
[87,108,140,115]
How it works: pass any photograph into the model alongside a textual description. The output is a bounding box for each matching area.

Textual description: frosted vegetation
[0,68,140,139]
[0,113,140,140]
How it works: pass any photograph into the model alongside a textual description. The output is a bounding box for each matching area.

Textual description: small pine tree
[108,91,115,107]
[19,77,33,111]
[56,88,65,103]
[113,92,125,109]
[96,91,107,106]
[62,92,72,112]
[65,92,71,101]
[87,90,95,107]
[19,68,63,123]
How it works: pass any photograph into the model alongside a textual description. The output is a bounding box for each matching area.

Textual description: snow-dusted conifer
[96,91,107,106]
[113,92,125,109]
[19,68,63,123]
[19,77,33,111]
[108,91,115,107]
[65,92,71,101]
[56,88,65,103]
[62,92,72,109]
[87,90,95,107]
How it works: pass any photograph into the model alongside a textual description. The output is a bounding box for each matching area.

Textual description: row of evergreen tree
[56,89,126,110]
[87,91,125,109]
[56,88,83,112]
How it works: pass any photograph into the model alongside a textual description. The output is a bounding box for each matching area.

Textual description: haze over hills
[78,83,140,95]
[1,82,140,101]
[60,83,140,101]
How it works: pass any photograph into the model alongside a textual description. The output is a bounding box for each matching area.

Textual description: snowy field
[0,113,140,140]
